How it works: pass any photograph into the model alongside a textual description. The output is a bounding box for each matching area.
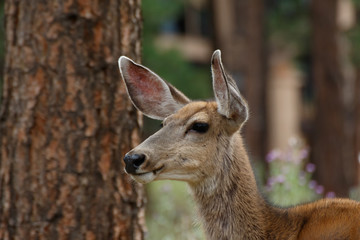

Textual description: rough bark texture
[0,1,145,239]
[311,0,358,197]
[211,0,267,162]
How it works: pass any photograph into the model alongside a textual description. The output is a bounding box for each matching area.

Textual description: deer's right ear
[118,56,190,120]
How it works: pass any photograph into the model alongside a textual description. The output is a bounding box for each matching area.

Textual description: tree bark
[311,0,358,197]
[211,0,266,162]
[0,1,145,239]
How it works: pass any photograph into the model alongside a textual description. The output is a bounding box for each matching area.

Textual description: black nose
[123,153,146,174]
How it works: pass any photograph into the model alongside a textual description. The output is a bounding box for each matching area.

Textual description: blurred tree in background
[312,0,359,196]
[0,0,145,239]
[264,0,360,197]
[211,0,267,163]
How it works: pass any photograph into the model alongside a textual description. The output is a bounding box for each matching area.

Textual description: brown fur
[118,51,360,240]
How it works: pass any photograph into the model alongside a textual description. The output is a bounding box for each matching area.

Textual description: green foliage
[348,1,360,67]
[142,48,211,100]
[354,0,360,7]
[142,0,183,36]
[350,186,360,201]
[146,181,205,240]
[265,138,328,207]
[267,0,310,55]
[348,26,360,67]
[142,0,211,100]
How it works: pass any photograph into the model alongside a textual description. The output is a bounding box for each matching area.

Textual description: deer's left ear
[211,50,249,127]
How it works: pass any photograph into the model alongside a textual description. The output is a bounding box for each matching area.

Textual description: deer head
[118,50,249,184]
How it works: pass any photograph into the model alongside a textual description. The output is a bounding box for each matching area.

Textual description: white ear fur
[211,50,249,126]
[118,56,190,120]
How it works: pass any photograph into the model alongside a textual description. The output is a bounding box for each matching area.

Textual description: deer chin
[130,166,164,184]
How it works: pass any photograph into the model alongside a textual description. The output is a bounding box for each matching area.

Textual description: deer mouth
[133,165,164,176]
[130,165,165,184]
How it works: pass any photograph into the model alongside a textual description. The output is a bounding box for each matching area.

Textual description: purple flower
[325,192,336,198]
[266,150,281,163]
[305,163,316,173]
[315,185,324,195]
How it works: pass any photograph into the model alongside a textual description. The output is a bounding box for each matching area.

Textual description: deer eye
[189,122,209,133]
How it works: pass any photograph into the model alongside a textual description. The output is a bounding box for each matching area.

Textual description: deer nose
[123,153,146,174]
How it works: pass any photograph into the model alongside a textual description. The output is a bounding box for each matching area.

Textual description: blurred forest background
[0,0,360,239]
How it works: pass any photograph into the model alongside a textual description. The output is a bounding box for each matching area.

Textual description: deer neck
[189,133,268,240]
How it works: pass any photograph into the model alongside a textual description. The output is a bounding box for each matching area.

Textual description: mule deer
[118,50,360,240]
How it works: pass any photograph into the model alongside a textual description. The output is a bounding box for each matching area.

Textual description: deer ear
[118,56,190,120]
[211,50,249,126]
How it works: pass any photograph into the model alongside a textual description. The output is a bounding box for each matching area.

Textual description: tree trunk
[0,1,145,239]
[211,0,266,162]
[311,0,358,197]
